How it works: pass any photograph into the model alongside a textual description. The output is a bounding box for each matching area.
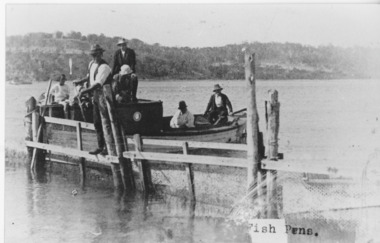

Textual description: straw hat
[213,84,223,92]
[120,65,133,75]
[117,38,128,46]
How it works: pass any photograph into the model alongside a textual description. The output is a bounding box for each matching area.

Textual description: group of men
[50,38,233,156]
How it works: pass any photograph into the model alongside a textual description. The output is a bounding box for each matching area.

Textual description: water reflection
[7,155,380,242]
[5,162,250,243]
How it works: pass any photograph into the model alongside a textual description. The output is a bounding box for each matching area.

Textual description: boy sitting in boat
[112,64,138,104]
[170,101,195,129]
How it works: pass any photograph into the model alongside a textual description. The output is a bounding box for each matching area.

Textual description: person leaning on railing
[73,44,113,156]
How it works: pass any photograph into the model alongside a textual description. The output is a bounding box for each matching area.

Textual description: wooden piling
[103,84,134,192]
[133,134,152,192]
[25,97,37,160]
[244,52,261,196]
[76,122,86,187]
[120,125,136,190]
[265,89,280,218]
[99,86,122,191]
[183,142,196,202]
[30,103,41,171]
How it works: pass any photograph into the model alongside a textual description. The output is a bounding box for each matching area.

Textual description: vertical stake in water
[25,97,37,161]
[265,89,280,218]
[244,51,260,202]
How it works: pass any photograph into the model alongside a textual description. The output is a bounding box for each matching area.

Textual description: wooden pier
[24,51,367,219]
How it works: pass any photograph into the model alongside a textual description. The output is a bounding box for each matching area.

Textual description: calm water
[5,79,380,242]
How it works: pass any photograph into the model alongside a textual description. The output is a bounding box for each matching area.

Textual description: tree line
[6,31,379,82]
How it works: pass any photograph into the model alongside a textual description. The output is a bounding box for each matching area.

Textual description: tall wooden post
[76,122,86,188]
[265,89,280,218]
[103,84,133,192]
[245,52,260,197]
[183,142,196,202]
[98,86,122,191]
[120,125,136,190]
[25,97,37,161]
[133,134,152,192]
[30,103,41,172]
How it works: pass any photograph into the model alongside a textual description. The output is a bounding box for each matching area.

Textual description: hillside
[6,32,380,81]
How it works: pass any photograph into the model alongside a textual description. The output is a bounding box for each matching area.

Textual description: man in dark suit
[204,84,233,125]
[112,38,136,75]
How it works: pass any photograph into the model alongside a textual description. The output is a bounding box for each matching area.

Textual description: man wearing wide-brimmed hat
[203,84,233,125]
[75,44,113,155]
[112,38,136,75]
[170,101,195,129]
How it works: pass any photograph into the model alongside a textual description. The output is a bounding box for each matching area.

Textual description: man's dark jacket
[112,48,136,75]
[205,93,233,113]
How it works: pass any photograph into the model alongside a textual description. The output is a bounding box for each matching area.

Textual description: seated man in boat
[203,84,233,125]
[170,101,195,129]
[50,74,71,118]
[113,64,138,104]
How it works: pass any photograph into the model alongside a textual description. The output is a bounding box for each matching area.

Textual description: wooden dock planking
[25,141,119,165]
[123,151,248,168]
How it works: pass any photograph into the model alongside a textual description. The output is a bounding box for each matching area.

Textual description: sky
[4,3,380,48]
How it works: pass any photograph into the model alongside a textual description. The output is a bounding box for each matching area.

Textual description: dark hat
[213,84,223,92]
[90,44,105,55]
[178,100,187,109]
[60,74,66,81]
[117,38,128,46]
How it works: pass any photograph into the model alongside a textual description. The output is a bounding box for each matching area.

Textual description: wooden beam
[25,141,119,165]
[261,159,364,177]
[126,137,247,151]
[49,158,78,166]
[183,142,196,201]
[44,116,95,130]
[123,151,248,168]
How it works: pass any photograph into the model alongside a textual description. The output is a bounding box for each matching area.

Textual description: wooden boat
[40,99,247,153]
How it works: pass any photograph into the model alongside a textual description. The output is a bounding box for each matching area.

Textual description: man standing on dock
[75,44,113,155]
[112,38,136,75]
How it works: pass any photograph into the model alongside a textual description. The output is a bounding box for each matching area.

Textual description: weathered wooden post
[76,122,86,188]
[25,97,37,161]
[182,142,196,202]
[244,51,261,197]
[133,134,152,192]
[103,84,134,192]
[120,125,136,190]
[98,86,123,191]
[265,89,280,218]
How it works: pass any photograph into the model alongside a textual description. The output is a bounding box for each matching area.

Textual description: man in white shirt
[50,74,70,118]
[170,101,195,129]
[77,44,113,155]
